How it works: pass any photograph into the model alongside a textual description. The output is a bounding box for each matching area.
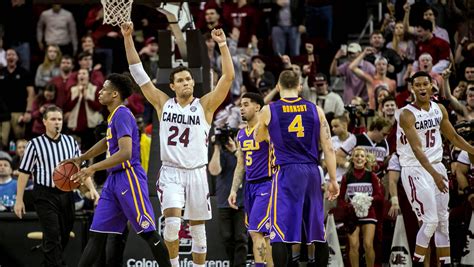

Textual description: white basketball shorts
[400,162,449,224]
[157,165,212,220]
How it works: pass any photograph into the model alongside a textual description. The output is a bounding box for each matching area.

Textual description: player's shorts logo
[190,106,197,112]
[265,222,271,230]
[269,231,276,240]
[141,220,150,229]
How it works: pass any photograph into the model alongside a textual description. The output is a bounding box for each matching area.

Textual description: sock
[170,256,179,267]
[193,264,205,267]
[255,263,266,267]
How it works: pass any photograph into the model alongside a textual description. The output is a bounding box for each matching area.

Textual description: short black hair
[170,66,193,84]
[107,73,133,100]
[381,95,396,107]
[416,19,433,32]
[242,92,264,110]
[410,71,433,84]
[422,5,438,17]
[43,105,63,119]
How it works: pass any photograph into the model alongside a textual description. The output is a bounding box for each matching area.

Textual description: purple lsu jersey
[106,105,141,173]
[90,105,156,234]
[268,98,320,165]
[237,127,272,181]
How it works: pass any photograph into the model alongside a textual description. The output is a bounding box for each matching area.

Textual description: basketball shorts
[269,164,325,244]
[244,178,272,233]
[157,165,212,220]
[400,162,449,224]
[91,166,156,234]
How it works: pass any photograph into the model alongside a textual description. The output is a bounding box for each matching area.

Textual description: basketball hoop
[101,0,134,26]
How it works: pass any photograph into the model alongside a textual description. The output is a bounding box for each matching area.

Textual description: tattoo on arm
[322,120,331,140]
[231,150,245,192]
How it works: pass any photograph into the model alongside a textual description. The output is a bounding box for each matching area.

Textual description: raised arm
[201,29,235,121]
[399,109,447,192]
[439,105,474,155]
[121,22,169,116]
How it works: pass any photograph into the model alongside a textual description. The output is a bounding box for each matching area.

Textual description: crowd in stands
[0,0,473,265]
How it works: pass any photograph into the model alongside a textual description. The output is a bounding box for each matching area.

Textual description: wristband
[390,196,399,206]
[218,42,227,47]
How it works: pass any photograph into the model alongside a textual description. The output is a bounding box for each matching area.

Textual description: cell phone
[340,44,347,55]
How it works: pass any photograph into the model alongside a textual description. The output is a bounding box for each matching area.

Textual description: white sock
[193,263,205,267]
[170,256,179,267]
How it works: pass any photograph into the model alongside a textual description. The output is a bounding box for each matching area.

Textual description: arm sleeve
[19,141,36,174]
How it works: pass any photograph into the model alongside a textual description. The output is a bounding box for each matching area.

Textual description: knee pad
[164,217,181,242]
[438,221,449,234]
[190,224,207,254]
[423,222,437,238]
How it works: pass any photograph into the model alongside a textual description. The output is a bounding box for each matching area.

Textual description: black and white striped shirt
[19,134,80,187]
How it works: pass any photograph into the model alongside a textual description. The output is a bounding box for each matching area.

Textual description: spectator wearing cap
[350,47,396,110]
[242,55,275,96]
[302,73,344,123]
[0,157,17,212]
[412,19,450,74]
[330,42,375,105]
[364,31,403,81]
[139,36,159,83]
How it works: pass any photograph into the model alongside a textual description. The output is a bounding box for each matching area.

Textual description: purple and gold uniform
[268,97,324,244]
[90,105,156,234]
[237,126,273,233]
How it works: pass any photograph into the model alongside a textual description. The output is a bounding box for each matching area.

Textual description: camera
[454,120,474,142]
[214,125,238,145]
[344,105,375,118]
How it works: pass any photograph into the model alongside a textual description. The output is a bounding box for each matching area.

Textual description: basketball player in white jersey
[121,22,234,267]
[397,71,474,266]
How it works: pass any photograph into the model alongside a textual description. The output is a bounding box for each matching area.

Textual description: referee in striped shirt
[14,105,99,266]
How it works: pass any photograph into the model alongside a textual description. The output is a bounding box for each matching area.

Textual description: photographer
[208,133,248,267]
[345,97,375,134]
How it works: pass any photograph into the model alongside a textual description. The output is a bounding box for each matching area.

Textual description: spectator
[31,84,57,137]
[330,42,375,105]
[463,62,474,82]
[64,69,103,150]
[49,55,74,110]
[302,73,344,121]
[36,4,78,56]
[304,0,333,42]
[350,48,396,110]
[386,22,416,90]
[80,34,108,76]
[403,3,450,44]
[338,147,384,267]
[208,135,248,267]
[139,36,159,83]
[269,0,305,57]
[0,37,6,68]
[364,31,403,81]
[0,0,34,71]
[380,96,398,154]
[11,139,27,177]
[412,19,450,74]
[34,44,61,91]
[199,7,227,35]
[411,53,444,93]
[65,51,105,90]
[222,0,259,49]
[243,55,275,95]
[0,49,35,147]
[0,157,16,212]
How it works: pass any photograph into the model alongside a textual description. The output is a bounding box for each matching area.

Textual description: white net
[101,0,134,26]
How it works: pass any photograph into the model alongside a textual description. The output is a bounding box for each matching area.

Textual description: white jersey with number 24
[160,98,210,169]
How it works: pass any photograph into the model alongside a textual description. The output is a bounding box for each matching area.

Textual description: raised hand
[120,22,134,37]
[211,28,227,44]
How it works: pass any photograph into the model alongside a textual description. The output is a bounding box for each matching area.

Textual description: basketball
[53,162,80,192]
